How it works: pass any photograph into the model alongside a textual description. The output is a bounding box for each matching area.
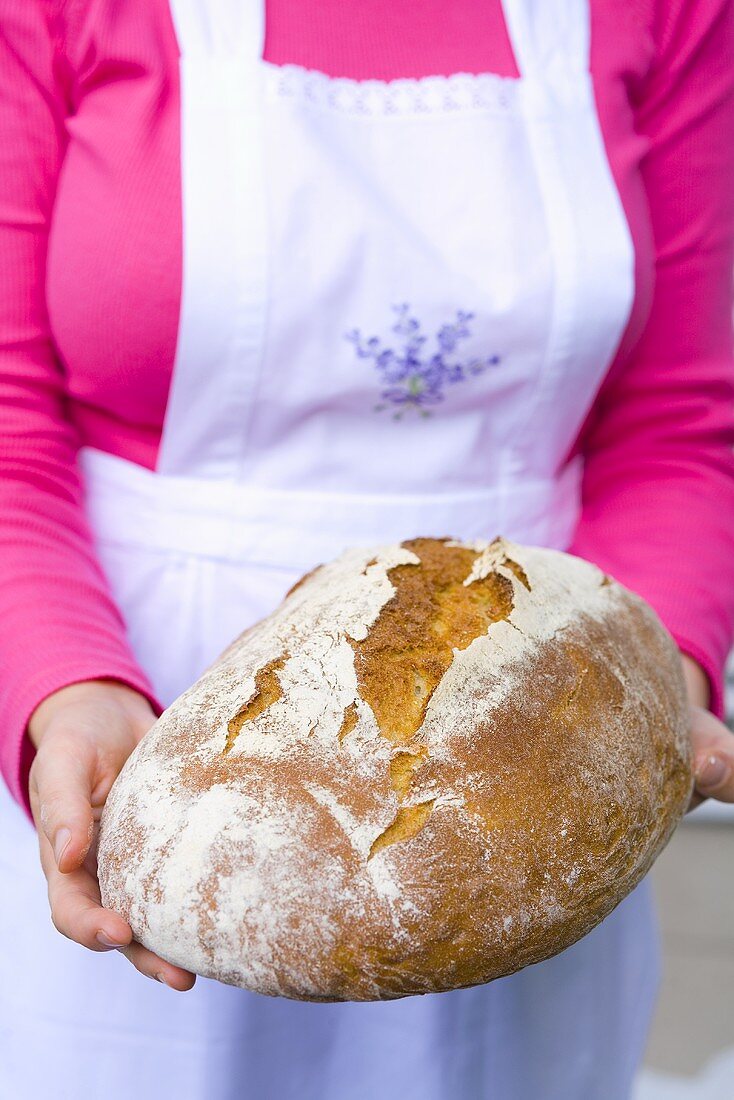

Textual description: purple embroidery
[346,304,500,419]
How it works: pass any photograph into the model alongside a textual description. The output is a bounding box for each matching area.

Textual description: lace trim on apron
[262,63,520,116]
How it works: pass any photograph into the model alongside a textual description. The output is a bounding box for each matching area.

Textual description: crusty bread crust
[98,536,693,1000]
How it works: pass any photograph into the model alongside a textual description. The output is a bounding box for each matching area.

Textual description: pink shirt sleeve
[569,0,734,719]
[0,2,160,814]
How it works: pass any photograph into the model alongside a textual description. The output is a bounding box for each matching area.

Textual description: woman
[1,1,733,1097]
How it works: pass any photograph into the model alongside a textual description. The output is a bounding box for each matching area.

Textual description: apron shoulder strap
[158,0,268,477]
[168,0,265,60]
[501,0,591,80]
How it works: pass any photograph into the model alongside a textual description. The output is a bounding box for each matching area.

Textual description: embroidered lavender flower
[346,304,500,418]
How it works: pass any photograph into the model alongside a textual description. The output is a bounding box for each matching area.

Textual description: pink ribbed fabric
[1,0,733,815]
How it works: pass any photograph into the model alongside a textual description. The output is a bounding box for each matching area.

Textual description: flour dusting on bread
[98,536,692,1001]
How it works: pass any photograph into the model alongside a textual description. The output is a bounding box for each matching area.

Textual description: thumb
[688,705,734,808]
[29,733,96,874]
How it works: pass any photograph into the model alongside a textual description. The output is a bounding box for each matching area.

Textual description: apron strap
[159,0,268,476]
[501,0,590,81]
[167,0,264,60]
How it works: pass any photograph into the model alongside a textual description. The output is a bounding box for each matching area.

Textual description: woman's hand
[680,654,734,812]
[27,680,196,990]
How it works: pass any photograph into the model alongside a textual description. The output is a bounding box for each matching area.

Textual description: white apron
[0,1,662,1096]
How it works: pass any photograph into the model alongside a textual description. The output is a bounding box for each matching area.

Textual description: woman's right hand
[27,680,196,990]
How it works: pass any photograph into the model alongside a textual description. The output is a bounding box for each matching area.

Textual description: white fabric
[0,1,656,1097]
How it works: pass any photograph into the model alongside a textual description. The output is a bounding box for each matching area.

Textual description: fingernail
[695,754,731,790]
[53,828,72,866]
[154,972,168,985]
[96,931,126,949]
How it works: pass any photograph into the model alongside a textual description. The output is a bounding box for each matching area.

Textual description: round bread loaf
[98,536,693,1000]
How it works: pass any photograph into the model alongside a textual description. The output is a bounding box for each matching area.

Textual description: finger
[118,941,196,991]
[40,826,195,986]
[39,828,133,951]
[30,735,96,873]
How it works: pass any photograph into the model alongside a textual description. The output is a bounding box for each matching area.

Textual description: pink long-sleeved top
[1,0,734,812]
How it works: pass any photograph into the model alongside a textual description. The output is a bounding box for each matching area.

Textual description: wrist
[679,653,711,711]
[28,679,156,750]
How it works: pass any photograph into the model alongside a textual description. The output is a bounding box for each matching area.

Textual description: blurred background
[634,650,734,1099]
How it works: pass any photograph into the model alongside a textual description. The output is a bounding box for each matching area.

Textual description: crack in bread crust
[350,538,515,748]
[353,538,516,857]
[223,655,288,754]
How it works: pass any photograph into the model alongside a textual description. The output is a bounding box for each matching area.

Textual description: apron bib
[0,2,659,1098]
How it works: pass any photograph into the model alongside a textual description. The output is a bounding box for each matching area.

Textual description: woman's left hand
[680,654,734,813]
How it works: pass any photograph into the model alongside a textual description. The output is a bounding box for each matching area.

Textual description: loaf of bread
[98,536,693,1000]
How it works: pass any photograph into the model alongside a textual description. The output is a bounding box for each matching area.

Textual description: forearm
[0,5,161,812]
